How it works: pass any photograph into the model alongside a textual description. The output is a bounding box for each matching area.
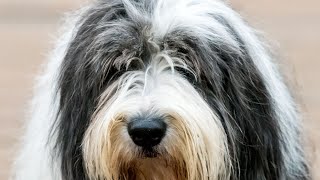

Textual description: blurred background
[0,0,319,179]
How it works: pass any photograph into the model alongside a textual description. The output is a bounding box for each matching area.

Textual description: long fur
[13,0,310,180]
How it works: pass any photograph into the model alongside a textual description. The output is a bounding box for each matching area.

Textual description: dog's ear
[208,14,309,180]
[54,2,130,180]
[214,46,282,179]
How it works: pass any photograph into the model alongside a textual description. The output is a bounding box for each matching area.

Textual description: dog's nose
[128,118,167,148]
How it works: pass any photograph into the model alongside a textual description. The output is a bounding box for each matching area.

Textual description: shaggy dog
[14,0,310,179]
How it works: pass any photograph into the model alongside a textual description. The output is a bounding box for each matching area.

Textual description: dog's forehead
[66,0,242,65]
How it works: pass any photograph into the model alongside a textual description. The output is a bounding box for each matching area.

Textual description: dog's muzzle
[128,117,167,148]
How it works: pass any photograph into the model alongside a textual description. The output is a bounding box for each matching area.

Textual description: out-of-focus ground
[0,0,319,179]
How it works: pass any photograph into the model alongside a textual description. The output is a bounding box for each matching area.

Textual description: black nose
[128,118,167,148]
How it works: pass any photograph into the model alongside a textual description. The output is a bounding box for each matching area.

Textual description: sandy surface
[0,0,319,179]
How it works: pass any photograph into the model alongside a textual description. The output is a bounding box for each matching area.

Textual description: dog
[13,0,310,179]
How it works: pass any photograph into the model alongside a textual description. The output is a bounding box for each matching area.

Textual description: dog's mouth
[139,148,158,158]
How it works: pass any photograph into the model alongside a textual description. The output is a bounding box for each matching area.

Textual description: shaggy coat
[14,0,309,180]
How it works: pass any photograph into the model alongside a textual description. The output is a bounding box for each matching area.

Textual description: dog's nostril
[128,118,167,148]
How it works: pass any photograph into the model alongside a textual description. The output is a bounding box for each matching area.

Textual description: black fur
[56,1,130,179]
[165,28,283,179]
[54,0,309,179]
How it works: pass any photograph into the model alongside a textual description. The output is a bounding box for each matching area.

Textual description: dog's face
[54,1,305,180]
[81,51,230,179]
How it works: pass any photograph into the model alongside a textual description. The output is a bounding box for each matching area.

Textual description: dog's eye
[126,59,144,71]
[175,67,196,83]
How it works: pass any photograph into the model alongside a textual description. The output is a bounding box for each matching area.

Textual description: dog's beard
[82,57,230,180]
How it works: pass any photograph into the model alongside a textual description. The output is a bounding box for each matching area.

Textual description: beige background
[0,0,319,179]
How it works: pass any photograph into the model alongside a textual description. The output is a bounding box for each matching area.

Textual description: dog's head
[54,0,304,180]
